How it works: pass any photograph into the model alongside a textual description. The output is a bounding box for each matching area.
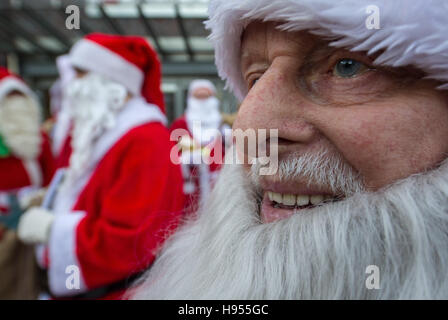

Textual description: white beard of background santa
[63,72,128,185]
[0,94,41,161]
[130,0,448,299]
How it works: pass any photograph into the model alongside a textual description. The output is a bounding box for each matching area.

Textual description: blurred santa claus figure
[170,79,225,212]
[0,67,55,299]
[17,33,185,299]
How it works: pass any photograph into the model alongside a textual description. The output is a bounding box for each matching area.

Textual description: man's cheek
[322,116,403,186]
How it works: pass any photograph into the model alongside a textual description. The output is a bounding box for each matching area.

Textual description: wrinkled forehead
[240,21,325,65]
[241,21,315,44]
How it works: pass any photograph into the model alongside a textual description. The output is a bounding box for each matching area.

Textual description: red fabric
[50,122,185,299]
[0,131,55,191]
[170,116,200,209]
[170,115,189,134]
[38,132,56,187]
[0,67,22,83]
[55,134,72,170]
[0,156,32,191]
[83,34,165,113]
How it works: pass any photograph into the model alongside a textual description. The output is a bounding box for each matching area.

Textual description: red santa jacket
[54,135,72,170]
[45,98,185,299]
[0,131,55,227]
[0,131,55,192]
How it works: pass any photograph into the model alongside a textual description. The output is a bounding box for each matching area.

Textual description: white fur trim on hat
[0,76,35,102]
[69,39,144,96]
[206,0,448,101]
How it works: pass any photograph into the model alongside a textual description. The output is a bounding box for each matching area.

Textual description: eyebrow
[241,37,336,72]
[302,40,339,64]
[240,46,269,72]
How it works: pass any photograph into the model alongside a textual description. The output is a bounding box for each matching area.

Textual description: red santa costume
[0,68,55,222]
[170,80,225,212]
[17,34,186,299]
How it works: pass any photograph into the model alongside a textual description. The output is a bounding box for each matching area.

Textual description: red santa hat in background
[0,67,37,102]
[69,33,165,113]
[205,0,448,101]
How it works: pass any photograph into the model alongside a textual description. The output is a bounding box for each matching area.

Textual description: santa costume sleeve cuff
[48,211,88,296]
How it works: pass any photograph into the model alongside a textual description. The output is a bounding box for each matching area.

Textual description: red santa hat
[69,33,165,113]
[0,67,36,102]
[205,0,448,101]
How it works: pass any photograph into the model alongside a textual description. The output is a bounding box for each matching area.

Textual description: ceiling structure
[0,0,240,121]
[0,0,218,79]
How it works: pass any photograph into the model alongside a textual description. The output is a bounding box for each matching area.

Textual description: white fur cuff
[17,207,54,244]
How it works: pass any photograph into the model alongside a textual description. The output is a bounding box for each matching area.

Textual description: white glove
[17,207,54,244]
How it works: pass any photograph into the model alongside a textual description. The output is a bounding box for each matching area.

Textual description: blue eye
[333,59,365,78]
[250,78,260,88]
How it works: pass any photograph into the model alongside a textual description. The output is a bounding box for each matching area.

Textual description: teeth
[267,192,330,207]
[310,195,324,205]
[296,195,310,206]
[282,194,296,206]
[272,192,283,203]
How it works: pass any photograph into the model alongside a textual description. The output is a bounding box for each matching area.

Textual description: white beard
[185,96,222,146]
[130,146,448,299]
[63,73,127,184]
[0,95,41,160]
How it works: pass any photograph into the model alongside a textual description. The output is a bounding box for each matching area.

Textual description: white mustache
[250,147,365,196]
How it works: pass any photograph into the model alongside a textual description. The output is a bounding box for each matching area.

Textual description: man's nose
[234,65,317,144]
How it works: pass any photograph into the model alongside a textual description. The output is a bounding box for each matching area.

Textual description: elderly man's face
[192,87,214,100]
[235,21,448,220]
